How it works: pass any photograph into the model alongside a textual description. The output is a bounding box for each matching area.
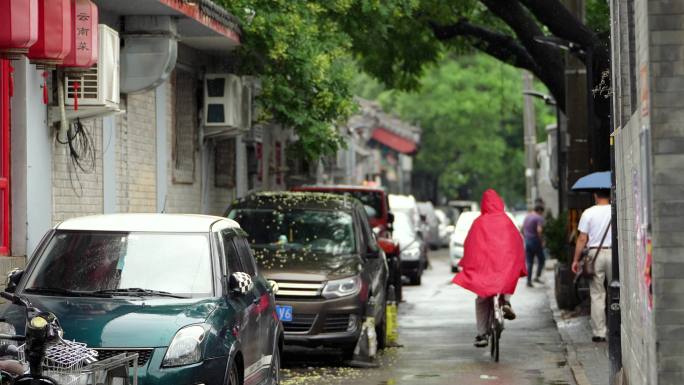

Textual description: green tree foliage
[355,55,554,205]
[217,0,608,164]
[217,1,356,159]
[218,1,419,159]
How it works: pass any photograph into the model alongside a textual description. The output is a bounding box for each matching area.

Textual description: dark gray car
[226,192,389,358]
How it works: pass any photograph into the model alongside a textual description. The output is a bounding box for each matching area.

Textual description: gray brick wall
[52,118,104,224]
[613,0,684,383]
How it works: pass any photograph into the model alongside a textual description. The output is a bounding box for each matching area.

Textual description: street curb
[544,269,593,385]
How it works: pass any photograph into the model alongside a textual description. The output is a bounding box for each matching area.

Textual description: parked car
[388,194,420,229]
[393,211,428,285]
[434,208,453,248]
[0,214,283,385]
[291,185,393,237]
[227,192,389,357]
[449,211,480,273]
[417,201,440,250]
[511,210,528,231]
[448,200,480,214]
[449,210,519,272]
[291,185,402,302]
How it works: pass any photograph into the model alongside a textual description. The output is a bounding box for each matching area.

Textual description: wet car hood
[393,234,421,251]
[253,248,362,281]
[0,295,219,348]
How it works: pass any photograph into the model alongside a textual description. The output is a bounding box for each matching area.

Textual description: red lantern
[60,0,98,69]
[28,0,72,66]
[0,0,39,59]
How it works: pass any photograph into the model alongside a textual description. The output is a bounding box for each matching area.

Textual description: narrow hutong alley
[3,1,683,385]
[283,249,577,385]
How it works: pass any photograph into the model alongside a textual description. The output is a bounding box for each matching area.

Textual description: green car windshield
[228,208,356,256]
[24,231,213,297]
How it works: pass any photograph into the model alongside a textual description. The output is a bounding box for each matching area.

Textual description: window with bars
[215,138,236,188]
[172,69,197,184]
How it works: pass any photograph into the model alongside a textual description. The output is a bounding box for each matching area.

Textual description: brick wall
[52,118,104,223]
[613,0,684,383]
[648,1,684,380]
[119,91,158,213]
[163,72,237,216]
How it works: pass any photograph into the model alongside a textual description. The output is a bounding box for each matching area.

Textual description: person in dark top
[522,205,545,287]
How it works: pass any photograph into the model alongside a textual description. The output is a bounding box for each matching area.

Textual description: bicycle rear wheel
[493,327,500,362]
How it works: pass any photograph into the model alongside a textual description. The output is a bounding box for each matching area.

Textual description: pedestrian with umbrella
[570,171,612,343]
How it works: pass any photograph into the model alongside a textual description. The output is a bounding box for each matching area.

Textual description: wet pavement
[281,249,577,385]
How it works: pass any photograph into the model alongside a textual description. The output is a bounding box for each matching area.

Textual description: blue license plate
[276,305,293,322]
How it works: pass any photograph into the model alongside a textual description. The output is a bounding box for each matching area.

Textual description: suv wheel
[375,315,387,350]
[342,344,356,361]
[410,270,422,285]
[226,359,241,385]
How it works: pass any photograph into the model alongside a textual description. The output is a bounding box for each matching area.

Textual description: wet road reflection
[281,249,576,385]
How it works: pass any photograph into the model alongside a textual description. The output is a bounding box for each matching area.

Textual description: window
[358,209,378,253]
[172,69,197,184]
[215,138,236,188]
[233,237,257,276]
[227,208,356,256]
[221,230,243,274]
[25,231,213,297]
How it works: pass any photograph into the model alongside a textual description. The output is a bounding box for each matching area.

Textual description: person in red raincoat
[452,189,527,347]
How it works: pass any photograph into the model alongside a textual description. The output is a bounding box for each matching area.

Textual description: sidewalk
[544,265,609,385]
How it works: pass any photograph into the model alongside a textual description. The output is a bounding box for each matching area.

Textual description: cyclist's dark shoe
[502,303,516,320]
[474,334,489,348]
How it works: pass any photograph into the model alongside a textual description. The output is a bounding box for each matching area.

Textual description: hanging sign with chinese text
[61,0,98,69]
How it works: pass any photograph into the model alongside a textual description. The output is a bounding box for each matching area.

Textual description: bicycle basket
[18,339,98,385]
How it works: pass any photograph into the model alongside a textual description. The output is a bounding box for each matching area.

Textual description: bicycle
[0,292,138,385]
[488,294,505,363]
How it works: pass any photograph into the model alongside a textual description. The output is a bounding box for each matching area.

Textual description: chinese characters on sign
[76,13,90,51]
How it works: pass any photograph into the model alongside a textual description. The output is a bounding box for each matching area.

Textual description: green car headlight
[162,325,207,367]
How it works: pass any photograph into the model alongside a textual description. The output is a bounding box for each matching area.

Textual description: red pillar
[0,59,10,255]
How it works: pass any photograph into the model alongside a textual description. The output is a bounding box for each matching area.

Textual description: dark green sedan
[0,214,283,385]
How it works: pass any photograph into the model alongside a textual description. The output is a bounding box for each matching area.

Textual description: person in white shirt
[571,189,612,342]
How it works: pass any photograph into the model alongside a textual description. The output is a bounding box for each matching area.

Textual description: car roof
[230,191,358,211]
[293,184,386,193]
[56,213,240,233]
[389,194,417,209]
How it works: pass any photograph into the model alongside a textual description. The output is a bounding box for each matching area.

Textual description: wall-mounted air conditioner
[203,74,246,137]
[65,24,120,109]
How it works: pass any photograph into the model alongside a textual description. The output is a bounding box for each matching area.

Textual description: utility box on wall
[65,24,120,109]
[203,74,253,138]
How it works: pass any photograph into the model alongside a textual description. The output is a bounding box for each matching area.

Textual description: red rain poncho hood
[452,189,527,297]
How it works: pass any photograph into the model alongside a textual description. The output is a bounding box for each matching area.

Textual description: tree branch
[518,0,597,48]
[479,0,565,107]
[430,19,541,75]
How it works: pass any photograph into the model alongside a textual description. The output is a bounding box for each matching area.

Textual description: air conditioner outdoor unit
[203,74,249,137]
[65,25,120,109]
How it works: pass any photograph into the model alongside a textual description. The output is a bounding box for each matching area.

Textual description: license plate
[276,305,293,322]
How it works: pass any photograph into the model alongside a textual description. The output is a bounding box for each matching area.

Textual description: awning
[93,0,241,51]
[371,127,417,154]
